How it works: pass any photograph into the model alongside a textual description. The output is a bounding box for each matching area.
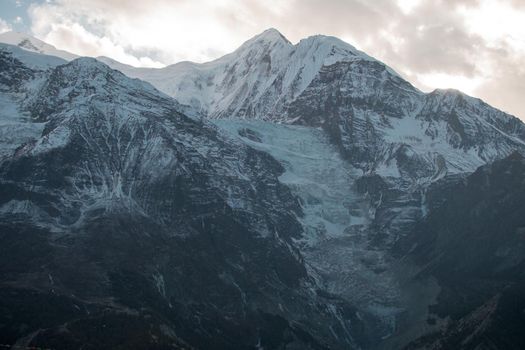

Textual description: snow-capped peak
[241,28,292,46]
[0,31,52,52]
[90,28,404,120]
[218,28,294,67]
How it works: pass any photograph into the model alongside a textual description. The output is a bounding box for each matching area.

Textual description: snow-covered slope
[0,46,53,158]
[0,42,67,70]
[0,31,78,62]
[93,29,525,183]
[100,29,387,120]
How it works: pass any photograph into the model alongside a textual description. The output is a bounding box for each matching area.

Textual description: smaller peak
[0,31,48,46]
[432,88,462,95]
[71,56,100,64]
[260,28,286,38]
[300,34,354,49]
[428,88,463,101]
[429,88,471,101]
[96,55,118,63]
[296,34,371,60]
[427,88,489,110]
[0,31,77,61]
[67,57,112,72]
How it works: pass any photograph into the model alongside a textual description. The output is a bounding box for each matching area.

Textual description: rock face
[288,66,525,178]
[398,152,525,350]
[0,48,371,349]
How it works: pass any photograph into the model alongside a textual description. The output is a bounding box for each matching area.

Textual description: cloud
[28,0,275,66]
[25,0,525,119]
[0,18,12,34]
[28,2,166,67]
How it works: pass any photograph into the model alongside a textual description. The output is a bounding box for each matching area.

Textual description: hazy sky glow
[1,0,524,119]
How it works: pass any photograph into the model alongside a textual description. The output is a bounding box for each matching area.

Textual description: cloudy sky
[1,0,524,119]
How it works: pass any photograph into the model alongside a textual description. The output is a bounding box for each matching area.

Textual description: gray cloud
[24,0,525,119]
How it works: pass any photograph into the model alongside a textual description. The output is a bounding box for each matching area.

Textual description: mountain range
[1,28,524,349]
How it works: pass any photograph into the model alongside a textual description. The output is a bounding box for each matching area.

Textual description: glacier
[215,119,406,336]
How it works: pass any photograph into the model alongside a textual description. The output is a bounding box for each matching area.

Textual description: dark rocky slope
[397,152,525,349]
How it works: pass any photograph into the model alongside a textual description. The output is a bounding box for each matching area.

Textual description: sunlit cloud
[28,0,288,66]
[461,0,525,55]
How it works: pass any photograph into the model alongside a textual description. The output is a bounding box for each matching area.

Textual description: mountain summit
[241,27,292,46]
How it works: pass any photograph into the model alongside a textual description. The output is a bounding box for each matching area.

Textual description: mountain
[0,46,375,349]
[2,28,525,350]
